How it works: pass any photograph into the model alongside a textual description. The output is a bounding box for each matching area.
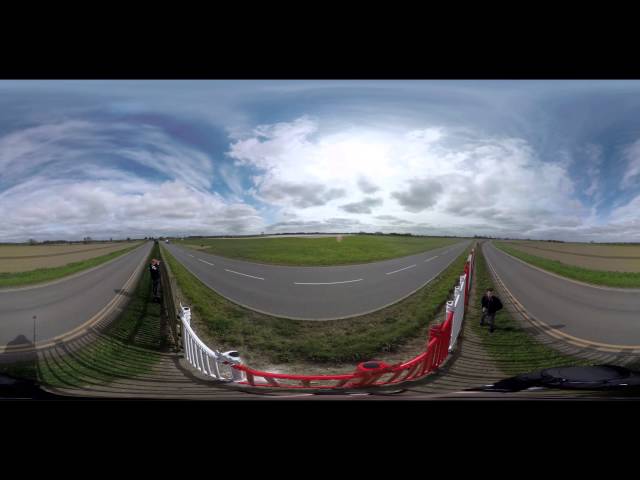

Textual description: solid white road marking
[294,279,363,285]
[225,269,265,280]
[386,264,417,275]
[198,259,215,266]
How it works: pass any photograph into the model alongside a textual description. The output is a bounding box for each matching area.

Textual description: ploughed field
[0,242,141,273]
[500,240,640,273]
[177,235,461,266]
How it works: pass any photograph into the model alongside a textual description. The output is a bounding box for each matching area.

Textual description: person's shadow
[0,335,50,398]
[3,334,38,379]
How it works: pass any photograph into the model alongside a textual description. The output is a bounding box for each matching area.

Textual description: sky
[1,80,640,243]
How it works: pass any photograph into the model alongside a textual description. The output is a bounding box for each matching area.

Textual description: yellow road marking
[485,250,640,352]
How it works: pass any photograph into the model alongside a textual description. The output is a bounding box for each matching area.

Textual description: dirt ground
[0,242,140,273]
[503,241,640,272]
[242,327,434,376]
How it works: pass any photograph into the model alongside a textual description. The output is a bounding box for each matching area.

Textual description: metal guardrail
[159,248,181,352]
[448,251,474,352]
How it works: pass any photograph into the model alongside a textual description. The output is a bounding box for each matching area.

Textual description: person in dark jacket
[481,288,503,333]
[150,258,161,301]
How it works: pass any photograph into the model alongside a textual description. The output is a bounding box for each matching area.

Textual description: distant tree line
[19,237,139,245]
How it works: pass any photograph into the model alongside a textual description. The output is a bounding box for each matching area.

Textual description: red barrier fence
[232,247,475,390]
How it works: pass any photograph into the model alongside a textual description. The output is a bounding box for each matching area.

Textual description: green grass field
[0,244,165,388]
[179,235,461,266]
[472,243,590,375]
[494,242,640,288]
[0,243,142,288]
[161,243,470,364]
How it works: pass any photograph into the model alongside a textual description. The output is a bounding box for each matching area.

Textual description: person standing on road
[150,258,161,302]
[481,288,503,333]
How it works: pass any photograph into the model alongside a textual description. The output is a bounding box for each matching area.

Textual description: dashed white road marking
[386,264,417,275]
[424,256,437,262]
[294,279,363,285]
[189,254,194,258]
[225,269,265,280]
[198,259,215,266]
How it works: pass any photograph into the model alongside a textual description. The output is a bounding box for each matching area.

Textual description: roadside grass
[0,243,143,288]
[178,235,461,266]
[161,243,470,364]
[0,244,165,388]
[472,243,591,376]
[494,242,640,288]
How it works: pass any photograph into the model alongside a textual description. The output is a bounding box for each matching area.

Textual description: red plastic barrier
[232,248,474,390]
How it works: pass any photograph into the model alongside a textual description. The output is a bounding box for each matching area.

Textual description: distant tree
[126,237,131,241]
[29,238,37,245]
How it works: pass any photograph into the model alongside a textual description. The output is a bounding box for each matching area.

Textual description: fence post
[429,324,442,367]
[464,263,470,307]
[221,351,246,382]
[354,361,392,386]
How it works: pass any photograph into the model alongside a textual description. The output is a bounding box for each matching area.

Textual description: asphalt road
[484,241,640,347]
[0,242,153,350]
[164,240,471,320]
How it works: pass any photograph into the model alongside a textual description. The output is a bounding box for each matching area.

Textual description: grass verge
[0,244,165,388]
[161,243,470,364]
[494,242,640,288]
[0,243,143,288]
[471,243,591,376]
[179,235,461,266]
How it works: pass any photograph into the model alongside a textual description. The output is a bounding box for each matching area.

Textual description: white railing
[447,251,475,352]
[447,274,467,352]
[179,304,245,382]
[466,252,474,290]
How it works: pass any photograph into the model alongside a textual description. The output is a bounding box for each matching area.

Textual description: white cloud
[340,197,384,214]
[256,179,346,208]
[0,177,265,241]
[622,139,640,189]
[0,120,214,191]
[3,112,639,243]
[582,143,603,197]
[0,120,261,241]
[391,179,443,213]
[227,116,590,238]
[357,177,380,194]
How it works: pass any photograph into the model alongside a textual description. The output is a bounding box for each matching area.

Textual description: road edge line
[491,242,640,293]
[0,243,152,353]
[164,242,471,321]
[0,242,147,293]
[484,244,640,353]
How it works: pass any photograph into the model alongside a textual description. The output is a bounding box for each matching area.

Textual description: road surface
[0,242,153,351]
[484,241,640,348]
[164,240,471,320]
